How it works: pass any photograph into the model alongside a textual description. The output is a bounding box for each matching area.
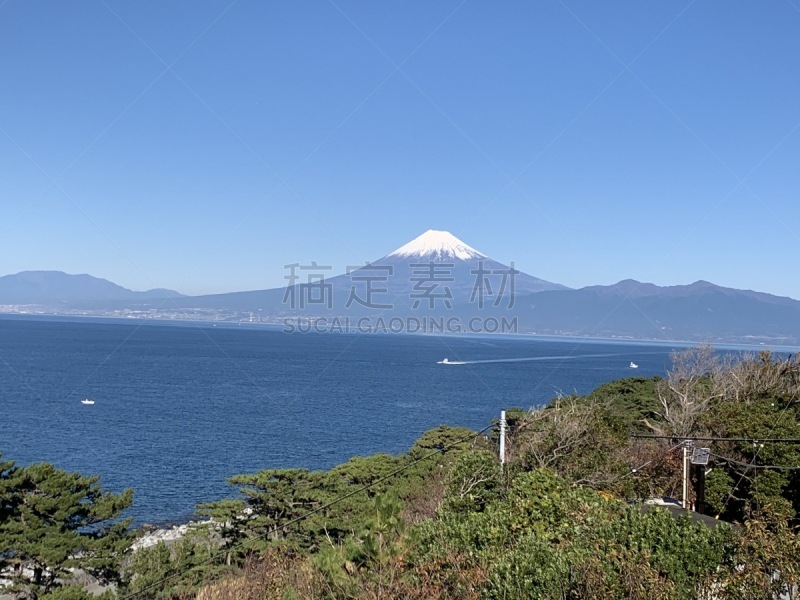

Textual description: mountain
[508,279,800,343]
[325,229,567,311]
[2,232,799,344]
[360,229,568,298]
[0,271,184,305]
[165,230,567,314]
[579,279,799,307]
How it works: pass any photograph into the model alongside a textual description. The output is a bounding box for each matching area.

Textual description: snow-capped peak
[388,230,486,261]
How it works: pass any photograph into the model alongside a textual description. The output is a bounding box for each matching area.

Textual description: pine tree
[0,454,133,597]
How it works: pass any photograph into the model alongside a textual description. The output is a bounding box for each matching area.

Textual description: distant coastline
[2,311,797,354]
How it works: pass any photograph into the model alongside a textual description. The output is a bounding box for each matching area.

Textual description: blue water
[0,316,690,524]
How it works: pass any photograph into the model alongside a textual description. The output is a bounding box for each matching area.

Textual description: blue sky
[1,1,799,297]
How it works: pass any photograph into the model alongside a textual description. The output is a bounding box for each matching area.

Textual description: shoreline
[1,312,797,352]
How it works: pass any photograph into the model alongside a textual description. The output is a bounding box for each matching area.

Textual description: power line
[616,441,685,482]
[710,452,800,471]
[121,422,495,600]
[719,398,798,516]
[631,434,800,443]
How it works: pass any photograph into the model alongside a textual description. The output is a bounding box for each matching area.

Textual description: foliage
[198,467,332,555]
[38,586,115,599]
[509,393,633,495]
[315,494,407,598]
[585,376,662,433]
[705,468,736,517]
[440,450,504,516]
[714,516,800,599]
[0,455,133,598]
[650,344,722,437]
[509,350,800,522]
[696,352,800,522]
[195,426,481,565]
[412,468,730,599]
[123,537,229,599]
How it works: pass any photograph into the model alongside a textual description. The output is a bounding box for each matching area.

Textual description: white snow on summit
[388,230,486,261]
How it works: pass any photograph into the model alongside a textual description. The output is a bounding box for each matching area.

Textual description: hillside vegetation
[3,348,800,598]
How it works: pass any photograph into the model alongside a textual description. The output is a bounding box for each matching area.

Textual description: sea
[1,315,791,525]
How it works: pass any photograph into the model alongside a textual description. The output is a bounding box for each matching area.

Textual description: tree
[648,345,721,437]
[695,352,800,522]
[714,516,800,598]
[441,450,503,516]
[199,427,484,565]
[316,494,408,598]
[512,394,630,490]
[0,456,133,598]
[124,538,221,599]
[585,376,662,433]
[198,467,330,561]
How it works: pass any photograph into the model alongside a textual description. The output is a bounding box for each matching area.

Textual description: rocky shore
[0,520,216,598]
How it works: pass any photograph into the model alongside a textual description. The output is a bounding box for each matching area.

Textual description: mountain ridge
[0,271,184,304]
[508,282,800,342]
[1,230,798,344]
[579,278,799,306]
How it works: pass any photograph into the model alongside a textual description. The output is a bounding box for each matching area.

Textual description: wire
[619,441,685,481]
[121,422,495,599]
[631,434,800,443]
[719,398,798,516]
[709,452,800,471]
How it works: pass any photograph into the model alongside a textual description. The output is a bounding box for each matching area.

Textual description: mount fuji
[346,229,568,301]
[159,230,567,315]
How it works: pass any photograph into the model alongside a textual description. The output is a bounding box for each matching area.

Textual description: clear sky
[1,1,799,298]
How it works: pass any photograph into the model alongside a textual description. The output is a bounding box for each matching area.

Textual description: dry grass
[196,551,322,600]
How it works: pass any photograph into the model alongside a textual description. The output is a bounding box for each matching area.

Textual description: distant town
[1,303,795,347]
[0,304,274,324]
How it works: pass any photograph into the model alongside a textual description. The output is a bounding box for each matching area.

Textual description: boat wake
[437,352,624,366]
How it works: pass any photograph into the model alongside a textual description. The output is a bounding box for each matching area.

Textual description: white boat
[629,362,638,369]
[81,399,95,405]
[437,358,467,365]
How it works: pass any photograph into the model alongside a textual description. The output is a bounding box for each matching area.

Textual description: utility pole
[682,440,691,510]
[499,410,507,468]
[693,462,707,514]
